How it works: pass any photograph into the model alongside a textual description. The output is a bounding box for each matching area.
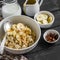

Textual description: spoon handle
[0,34,6,54]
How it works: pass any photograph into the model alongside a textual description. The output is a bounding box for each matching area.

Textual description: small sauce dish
[43,29,60,43]
[34,11,55,28]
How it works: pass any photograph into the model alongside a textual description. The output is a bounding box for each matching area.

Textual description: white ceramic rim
[34,11,55,25]
[0,15,41,51]
[24,0,38,6]
[25,0,43,6]
[43,29,60,43]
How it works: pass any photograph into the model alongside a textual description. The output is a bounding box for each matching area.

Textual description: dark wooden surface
[0,0,60,60]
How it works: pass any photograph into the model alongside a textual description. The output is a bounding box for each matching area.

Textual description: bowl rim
[0,15,41,51]
[34,11,55,26]
[43,29,60,43]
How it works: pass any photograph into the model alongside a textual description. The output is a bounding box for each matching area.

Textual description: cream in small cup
[34,11,55,28]
[43,29,60,43]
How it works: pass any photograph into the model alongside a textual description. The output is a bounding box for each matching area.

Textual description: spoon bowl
[4,22,12,32]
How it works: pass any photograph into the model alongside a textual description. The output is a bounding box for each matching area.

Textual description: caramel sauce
[26,0,36,4]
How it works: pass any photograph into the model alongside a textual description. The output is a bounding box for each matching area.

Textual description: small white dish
[43,29,60,43]
[34,11,55,28]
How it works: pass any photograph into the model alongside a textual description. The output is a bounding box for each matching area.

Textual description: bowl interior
[43,29,60,43]
[0,15,41,50]
[34,11,55,25]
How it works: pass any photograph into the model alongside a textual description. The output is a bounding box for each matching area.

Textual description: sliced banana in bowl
[36,13,48,21]
[34,11,55,28]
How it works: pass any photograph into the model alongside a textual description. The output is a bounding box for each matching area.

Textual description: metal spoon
[0,22,12,54]
[4,21,12,32]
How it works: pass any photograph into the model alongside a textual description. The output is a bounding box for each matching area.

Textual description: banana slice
[43,20,48,24]
[37,21,43,24]
[36,13,48,21]
[37,20,48,25]
[37,14,43,21]
[47,16,52,23]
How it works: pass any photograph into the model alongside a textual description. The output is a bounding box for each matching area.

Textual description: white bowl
[43,29,60,43]
[34,11,55,28]
[0,15,41,54]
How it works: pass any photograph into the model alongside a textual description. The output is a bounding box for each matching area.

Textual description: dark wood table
[0,0,60,60]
